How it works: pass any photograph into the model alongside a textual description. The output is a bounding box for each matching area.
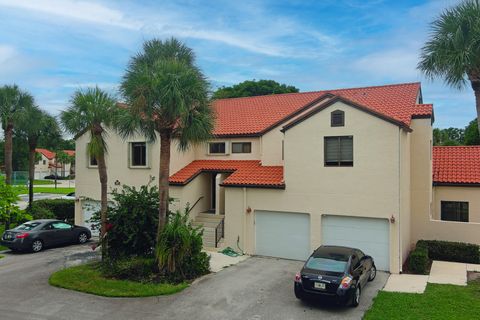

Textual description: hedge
[409,240,480,274]
[417,240,480,264]
[28,199,75,224]
[408,245,429,274]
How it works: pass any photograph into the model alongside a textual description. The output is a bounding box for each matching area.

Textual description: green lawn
[49,263,188,297]
[364,280,480,320]
[13,186,75,195]
[0,225,6,251]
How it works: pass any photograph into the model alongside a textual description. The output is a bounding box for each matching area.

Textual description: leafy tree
[55,150,74,177]
[464,118,480,145]
[212,79,299,99]
[418,0,480,136]
[433,127,465,146]
[61,87,118,260]
[0,85,34,184]
[16,105,58,208]
[0,176,28,228]
[119,38,214,241]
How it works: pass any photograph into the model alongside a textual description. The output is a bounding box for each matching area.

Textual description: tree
[433,127,465,146]
[0,176,23,227]
[418,0,480,136]
[16,104,57,208]
[0,85,34,185]
[464,118,480,145]
[55,150,74,177]
[61,87,117,259]
[119,38,214,241]
[212,79,299,99]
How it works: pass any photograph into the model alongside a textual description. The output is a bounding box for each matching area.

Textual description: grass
[0,225,6,251]
[49,263,188,297]
[13,186,75,195]
[0,255,4,259]
[364,280,480,320]
[14,180,59,186]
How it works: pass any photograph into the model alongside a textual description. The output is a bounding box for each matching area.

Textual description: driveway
[0,246,388,320]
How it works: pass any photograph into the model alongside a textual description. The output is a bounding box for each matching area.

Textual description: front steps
[191,213,224,248]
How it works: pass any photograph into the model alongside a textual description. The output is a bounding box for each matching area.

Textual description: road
[0,245,388,320]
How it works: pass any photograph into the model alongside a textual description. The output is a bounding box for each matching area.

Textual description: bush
[101,257,157,282]
[27,199,74,223]
[157,209,210,283]
[409,245,429,274]
[103,185,159,259]
[417,240,480,264]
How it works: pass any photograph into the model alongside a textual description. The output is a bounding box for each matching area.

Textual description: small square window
[131,142,147,167]
[43,160,46,165]
[209,142,226,154]
[441,201,469,222]
[324,136,353,166]
[232,142,251,153]
[90,155,98,167]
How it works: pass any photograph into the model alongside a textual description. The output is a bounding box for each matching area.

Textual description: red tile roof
[63,150,75,156]
[212,82,427,136]
[169,160,284,188]
[433,146,480,185]
[35,148,55,160]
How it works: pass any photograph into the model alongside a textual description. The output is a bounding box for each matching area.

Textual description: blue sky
[0,0,474,128]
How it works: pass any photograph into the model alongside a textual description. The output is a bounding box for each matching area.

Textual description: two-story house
[35,148,75,178]
[74,82,480,273]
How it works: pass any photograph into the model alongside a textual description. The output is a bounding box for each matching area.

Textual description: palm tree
[16,105,58,208]
[418,0,480,135]
[61,87,117,259]
[119,38,214,238]
[0,85,34,185]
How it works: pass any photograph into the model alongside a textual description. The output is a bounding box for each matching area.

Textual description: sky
[0,0,475,129]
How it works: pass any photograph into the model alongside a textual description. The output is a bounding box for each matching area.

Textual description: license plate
[314,282,326,290]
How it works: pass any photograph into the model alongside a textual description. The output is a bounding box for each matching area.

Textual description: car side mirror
[361,255,371,261]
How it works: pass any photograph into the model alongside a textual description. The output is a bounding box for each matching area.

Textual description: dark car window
[52,222,72,230]
[42,223,54,230]
[14,222,41,231]
[306,257,348,273]
[351,255,360,270]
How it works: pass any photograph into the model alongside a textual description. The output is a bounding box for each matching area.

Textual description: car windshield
[305,256,348,273]
[14,222,42,231]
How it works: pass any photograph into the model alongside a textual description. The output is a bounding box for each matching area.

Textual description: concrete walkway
[428,260,468,286]
[383,274,429,293]
[206,250,250,272]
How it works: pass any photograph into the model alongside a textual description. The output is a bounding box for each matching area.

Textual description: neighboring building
[74,82,480,273]
[35,148,75,178]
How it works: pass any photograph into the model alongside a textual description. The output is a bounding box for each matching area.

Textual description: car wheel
[368,264,377,282]
[78,232,88,244]
[352,286,361,307]
[31,240,43,253]
[294,286,304,300]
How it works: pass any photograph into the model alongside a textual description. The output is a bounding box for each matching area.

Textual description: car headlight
[339,276,352,289]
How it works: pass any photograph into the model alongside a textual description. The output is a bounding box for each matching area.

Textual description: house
[73,82,480,273]
[35,148,75,178]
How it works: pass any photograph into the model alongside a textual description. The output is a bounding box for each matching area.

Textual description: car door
[39,223,58,246]
[355,250,369,287]
[51,222,75,245]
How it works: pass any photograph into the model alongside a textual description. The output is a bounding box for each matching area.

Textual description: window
[130,142,147,167]
[209,142,226,154]
[441,201,469,222]
[43,160,46,165]
[324,136,353,166]
[232,142,251,153]
[89,155,98,167]
[52,222,72,229]
[331,110,345,127]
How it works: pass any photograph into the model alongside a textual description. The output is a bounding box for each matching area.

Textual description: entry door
[255,211,311,261]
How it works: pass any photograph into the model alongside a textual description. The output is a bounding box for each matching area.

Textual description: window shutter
[340,137,353,161]
[325,138,340,162]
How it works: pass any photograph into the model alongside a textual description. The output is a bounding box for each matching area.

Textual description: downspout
[398,128,402,273]
[243,187,247,253]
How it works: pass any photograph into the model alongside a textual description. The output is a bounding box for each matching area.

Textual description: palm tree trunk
[96,149,108,261]
[157,131,171,239]
[474,83,480,137]
[4,122,13,185]
[28,143,36,209]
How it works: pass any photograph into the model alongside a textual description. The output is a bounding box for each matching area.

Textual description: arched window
[331,110,345,127]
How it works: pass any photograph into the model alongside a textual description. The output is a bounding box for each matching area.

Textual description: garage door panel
[255,211,310,261]
[322,215,389,271]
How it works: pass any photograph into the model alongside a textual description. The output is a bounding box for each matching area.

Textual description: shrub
[156,209,210,283]
[104,184,159,259]
[409,245,429,274]
[417,240,480,264]
[28,199,74,223]
[101,257,156,282]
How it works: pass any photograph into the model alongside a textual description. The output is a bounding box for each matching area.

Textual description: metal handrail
[187,196,204,214]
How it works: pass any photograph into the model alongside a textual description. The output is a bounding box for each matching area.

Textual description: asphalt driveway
[0,246,388,320]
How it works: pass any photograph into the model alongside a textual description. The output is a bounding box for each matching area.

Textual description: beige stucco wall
[432,186,480,223]
[399,130,412,266]
[260,129,284,165]
[170,172,212,220]
[194,138,261,160]
[224,101,404,273]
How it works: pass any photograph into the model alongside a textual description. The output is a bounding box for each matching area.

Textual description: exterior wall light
[246,206,252,214]
[390,215,396,224]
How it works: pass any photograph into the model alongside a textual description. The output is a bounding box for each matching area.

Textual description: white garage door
[321,215,390,271]
[255,211,310,261]
[82,200,101,237]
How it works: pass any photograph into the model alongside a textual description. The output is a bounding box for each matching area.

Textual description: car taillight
[340,276,352,289]
[294,272,302,283]
[16,232,29,239]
